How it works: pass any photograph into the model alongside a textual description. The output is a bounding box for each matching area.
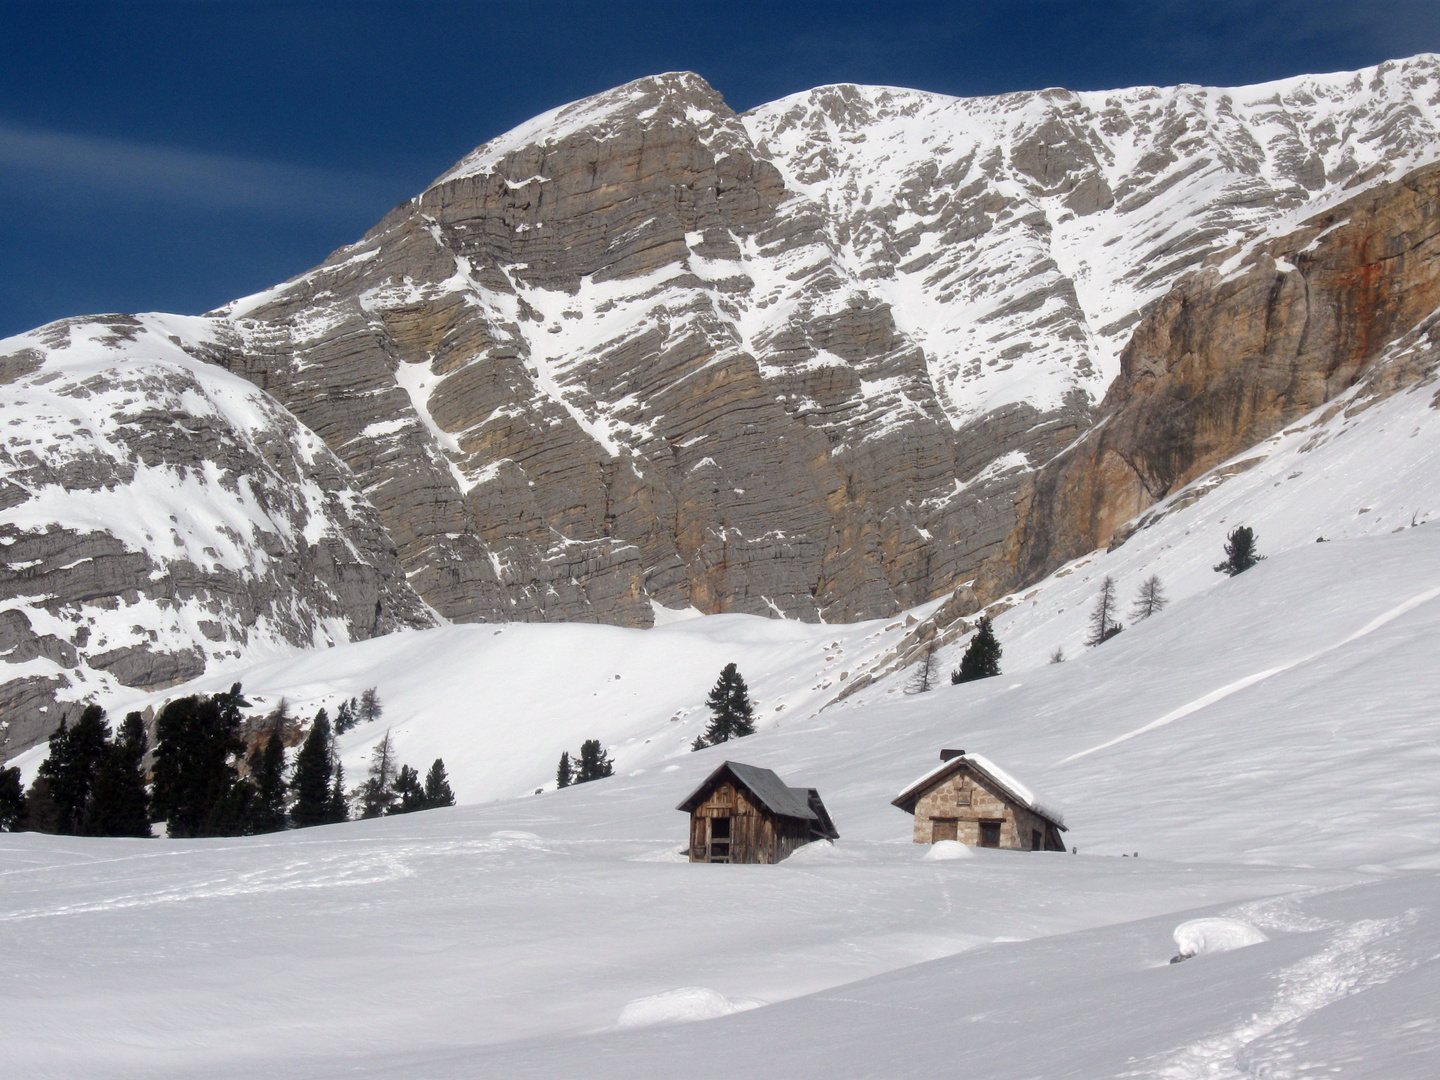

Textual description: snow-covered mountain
[6,56,1440,744]
[0,315,436,754]
[7,375,1440,1076]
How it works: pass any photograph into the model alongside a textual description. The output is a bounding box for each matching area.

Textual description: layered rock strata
[979,158,1440,599]
[7,59,1440,738]
[206,60,1440,627]
[0,315,434,753]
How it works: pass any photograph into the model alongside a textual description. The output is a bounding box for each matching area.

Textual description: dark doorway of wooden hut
[708,816,731,862]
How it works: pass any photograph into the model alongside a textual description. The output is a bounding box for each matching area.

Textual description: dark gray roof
[677,761,819,821]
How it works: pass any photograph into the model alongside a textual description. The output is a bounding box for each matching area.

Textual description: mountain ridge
[5,56,1440,749]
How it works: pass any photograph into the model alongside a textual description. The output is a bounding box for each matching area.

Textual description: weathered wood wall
[686,780,815,863]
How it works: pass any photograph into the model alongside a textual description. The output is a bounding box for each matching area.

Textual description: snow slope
[7,60,1440,1080]
[7,363,1440,1074]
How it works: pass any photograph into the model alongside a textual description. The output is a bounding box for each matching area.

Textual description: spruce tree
[1130,574,1169,621]
[358,688,382,725]
[20,776,59,833]
[389,765,426,814]
[37,705,112,834]
[574,739,614,783]
[951,616,1002,683]
[81,712,151,838]
[207,777,257,837]
[423,759,455,808]
[1049,646,1066,665]
[555,751,573,789]
[334,699,356,734]
[0,765,25,831]
[245,731,287,834]
[1085,576,1124,646]
[359,731,398,818]
[151,688,247,838]
[1214,526,1263,576]
[326,760,349,824]
[291,710,335,828]
[692,663,756,750]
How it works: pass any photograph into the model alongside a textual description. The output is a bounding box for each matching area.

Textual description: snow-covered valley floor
[8,376,1440,1077]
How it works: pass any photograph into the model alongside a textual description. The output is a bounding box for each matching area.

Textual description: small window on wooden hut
[677,761,839,865]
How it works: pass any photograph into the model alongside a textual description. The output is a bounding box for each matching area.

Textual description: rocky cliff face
[0,315,435,754]
[206,58,1440,627]
[6,58,1440,744]
[980,157,1440,599]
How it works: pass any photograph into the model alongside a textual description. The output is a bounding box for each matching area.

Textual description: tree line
[0,684,455,837]
[912,524,1266,683]
[553,661,762,789]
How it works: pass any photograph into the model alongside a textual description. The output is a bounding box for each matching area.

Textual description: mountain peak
[432,70,732,187]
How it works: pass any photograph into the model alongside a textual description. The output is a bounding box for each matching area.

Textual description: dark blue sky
[2,0,1438,338]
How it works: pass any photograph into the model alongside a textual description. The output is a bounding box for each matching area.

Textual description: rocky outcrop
[7,59,1440,742]
[204,60,1440,629]
[0,315,434,754]
[979,158,1440,599]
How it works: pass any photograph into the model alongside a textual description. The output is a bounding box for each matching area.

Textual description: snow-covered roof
[677,761,819,821]
[892,753,1067,829]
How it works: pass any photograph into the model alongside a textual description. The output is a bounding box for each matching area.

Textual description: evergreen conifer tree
[1049,646,1066,664]
[245,731,287,834]
[1214,526,1263,576]
[423,759,455,808]
[1085,576,1124,646]
[81,712,150,838]
[20,776,60,832]
[359,731,398,818]
[951,616,1003,683]
[151,687,247,838]
[358,688,382,724]
[207,777,257,836]
[291,710,335,828]
[326,760,349,824]
[1130,574,1169,621]
[0,765,25,831]
[692,663,756,750]
[555,750,573,789]
[334,699,356,734]
[389,765,426,814]
[37,705,112,834]
[574,739,614,783]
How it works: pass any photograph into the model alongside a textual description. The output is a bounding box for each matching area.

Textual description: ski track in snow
[1141,914,1422,1080]
[1056,584,1440,766]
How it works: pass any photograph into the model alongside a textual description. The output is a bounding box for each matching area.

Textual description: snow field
[9,297,1440,1074]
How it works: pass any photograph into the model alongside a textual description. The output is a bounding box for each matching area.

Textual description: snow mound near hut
[923,840,975,861]
[617,987,766,1028]
[1172,917,1270,960]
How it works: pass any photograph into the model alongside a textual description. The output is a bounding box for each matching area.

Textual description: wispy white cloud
[0,120,406,222]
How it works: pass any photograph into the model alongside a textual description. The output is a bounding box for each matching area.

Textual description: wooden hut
[892,749,1067,851]
[678,761,839,864]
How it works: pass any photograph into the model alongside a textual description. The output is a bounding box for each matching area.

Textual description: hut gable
[892,751,1067,852]
[678,761,838,864]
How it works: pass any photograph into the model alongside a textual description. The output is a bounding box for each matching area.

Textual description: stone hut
[678,761,839,864]
[892,749,1066,851]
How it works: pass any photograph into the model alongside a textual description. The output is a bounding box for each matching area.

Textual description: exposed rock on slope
[7,59,1440,739]
[0,315,434,754]
[206,58,1440,628]
[980,157,1440,599]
